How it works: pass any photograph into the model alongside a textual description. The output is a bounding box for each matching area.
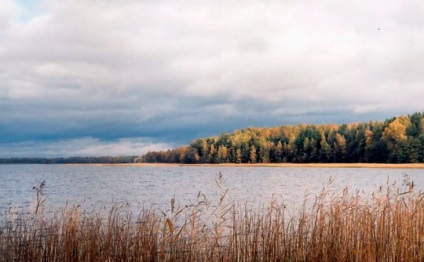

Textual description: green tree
[184,148,200,164]
[319,133,332,162]
[309,138,318,162]
[302,137,311,162]
[406,113,423,137]
[408,137,422,163]
[240,142,250,163]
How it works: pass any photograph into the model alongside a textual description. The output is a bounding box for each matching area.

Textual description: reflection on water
[0,165,423,214]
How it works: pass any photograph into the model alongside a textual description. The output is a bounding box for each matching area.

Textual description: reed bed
[1,175,424,261]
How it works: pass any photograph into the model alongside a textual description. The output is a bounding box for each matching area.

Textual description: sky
[0,0,423,157]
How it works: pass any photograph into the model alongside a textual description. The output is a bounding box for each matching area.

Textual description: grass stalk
[1,176,424,261]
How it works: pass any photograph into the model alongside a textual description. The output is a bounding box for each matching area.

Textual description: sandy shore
[85,163,424,169]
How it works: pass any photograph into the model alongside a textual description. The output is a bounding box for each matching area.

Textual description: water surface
[0,165,422,214]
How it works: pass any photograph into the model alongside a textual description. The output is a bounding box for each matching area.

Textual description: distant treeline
[0,156,138,164]
[140,112,424,164]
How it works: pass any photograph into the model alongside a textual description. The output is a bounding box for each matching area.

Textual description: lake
[1,164,423,215]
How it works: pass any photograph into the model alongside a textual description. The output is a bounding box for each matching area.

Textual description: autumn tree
[201,139,209,162]
[258,140,274,163]
[140,112,423,164]
[333,133,347,162]
[250,145,257,163]
[236,148,242,163]
[382,116,411,162]
[209,143,216,163]
[217,145,228,163]
[274,141,283,162]
[382,116,411,144]
[364,129,374,161]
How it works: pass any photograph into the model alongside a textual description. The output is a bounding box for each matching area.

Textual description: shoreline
[79,163,424,169]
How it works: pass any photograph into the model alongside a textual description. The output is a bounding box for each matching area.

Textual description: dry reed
[1,174,424,261]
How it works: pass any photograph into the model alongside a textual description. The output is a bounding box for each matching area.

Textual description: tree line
[140,112,424,164]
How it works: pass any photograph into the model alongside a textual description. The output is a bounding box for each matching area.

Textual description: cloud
[0,0,423,156]
[0,137,171,158]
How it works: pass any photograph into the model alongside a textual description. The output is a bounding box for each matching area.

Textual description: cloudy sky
[1,0,423,157]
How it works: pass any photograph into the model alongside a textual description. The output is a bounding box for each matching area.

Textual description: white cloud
[0,0,20,26]
[0,0,423,156]
[0,138,171,158]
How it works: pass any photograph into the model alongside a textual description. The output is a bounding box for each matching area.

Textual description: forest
[140,112,424,164]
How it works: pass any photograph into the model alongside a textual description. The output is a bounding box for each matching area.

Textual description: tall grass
[1,175,424,261]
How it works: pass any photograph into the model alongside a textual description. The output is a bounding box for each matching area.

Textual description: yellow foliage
[260,129,271,138]
[236,149,242,163]
[397,115,412,127]
[229,132,251,147]
[327,124,339,132]
[348,123,360,130]
[217,145,228,162]
[364,129,373,146]
[335,133,346,147]
[382,117,411,142]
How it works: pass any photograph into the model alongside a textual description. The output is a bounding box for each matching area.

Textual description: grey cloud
[0,0,423,156]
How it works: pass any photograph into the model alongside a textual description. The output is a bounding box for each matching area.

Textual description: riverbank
[91,162,424,169]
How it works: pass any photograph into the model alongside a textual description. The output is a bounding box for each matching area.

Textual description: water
[0,164,423,215]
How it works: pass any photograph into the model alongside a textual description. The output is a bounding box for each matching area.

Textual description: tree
[319,133,332,162]
[422,118,424,134]
[209,144,216,163]
[259,140,273,163]
[274,141,283,162]
[183,148,199,164]
[302,137,311,162]
[382,116,411,143]
[217,145,228,163]
[407,113,423,137]
[420,135,424,162]
[333,133,347,162]
[382,116,411,162]
[139,112,423,164]
[364,129,374,162]
[201,139,209,162]
[179,147,189,163]
[240,142,250,163]
[365,129,373,147]
[285,140,296,162]
[309,138,318,162]
[408,138,422,163]
[250,145,257,163]
[236,148,242,163]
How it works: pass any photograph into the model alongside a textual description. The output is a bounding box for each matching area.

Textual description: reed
[1,175,424,261]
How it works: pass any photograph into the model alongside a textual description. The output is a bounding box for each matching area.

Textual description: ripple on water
[0,165,423,213]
